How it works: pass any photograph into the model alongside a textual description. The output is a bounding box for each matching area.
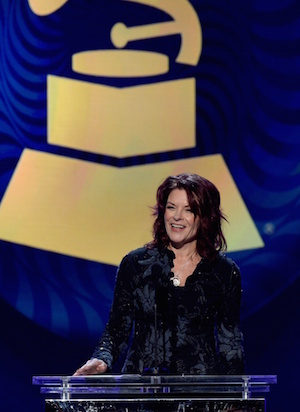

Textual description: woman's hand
[73,358,108,376]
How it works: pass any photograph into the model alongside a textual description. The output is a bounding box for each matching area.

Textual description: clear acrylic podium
[32,374,277,412]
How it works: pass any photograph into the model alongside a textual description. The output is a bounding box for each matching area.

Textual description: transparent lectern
[33,374,277,411]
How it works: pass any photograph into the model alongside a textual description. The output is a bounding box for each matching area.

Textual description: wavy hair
[148,173,227,261]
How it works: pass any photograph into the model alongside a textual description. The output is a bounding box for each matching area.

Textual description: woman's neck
[169,242,198,260]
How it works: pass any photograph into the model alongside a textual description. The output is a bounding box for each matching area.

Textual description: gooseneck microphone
[152,263,162,375]
[143,263,169,375]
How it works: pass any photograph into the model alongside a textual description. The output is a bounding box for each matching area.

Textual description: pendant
[171,276,180,287]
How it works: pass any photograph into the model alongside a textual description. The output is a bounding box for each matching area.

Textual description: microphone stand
[143,264,163,375]
[153,301,159,375]
[143,263,169,376]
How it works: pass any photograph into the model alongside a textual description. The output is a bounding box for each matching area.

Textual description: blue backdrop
[0,1,299,411]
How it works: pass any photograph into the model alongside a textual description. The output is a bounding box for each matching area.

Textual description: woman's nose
[174,209,183,220]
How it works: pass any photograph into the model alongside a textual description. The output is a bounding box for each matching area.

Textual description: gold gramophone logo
[0,0,263,265]
[35,0,202,157]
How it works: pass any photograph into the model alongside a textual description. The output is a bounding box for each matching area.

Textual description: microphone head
[151,263,163,276]
[151,263,168,313]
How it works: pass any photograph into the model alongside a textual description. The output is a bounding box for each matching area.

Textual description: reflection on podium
[33,374,277,412]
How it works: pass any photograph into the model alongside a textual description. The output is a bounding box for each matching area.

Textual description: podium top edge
[32,374,277,386]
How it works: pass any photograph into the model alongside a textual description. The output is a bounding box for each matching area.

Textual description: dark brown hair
[149,173,227,261]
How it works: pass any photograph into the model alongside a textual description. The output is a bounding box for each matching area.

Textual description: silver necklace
[170,250,197,287]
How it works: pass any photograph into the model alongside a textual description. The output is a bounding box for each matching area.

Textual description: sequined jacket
[92,246,245,374]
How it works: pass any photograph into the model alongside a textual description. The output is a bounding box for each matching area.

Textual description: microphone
[143,263,169,376]
[151,262,163,280]
[151,263,167,313]
[152,263,162,375]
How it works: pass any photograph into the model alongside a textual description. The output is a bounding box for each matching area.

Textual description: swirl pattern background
[0,1,299,411]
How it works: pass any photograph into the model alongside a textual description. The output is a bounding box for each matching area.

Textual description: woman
[74,173,245,375]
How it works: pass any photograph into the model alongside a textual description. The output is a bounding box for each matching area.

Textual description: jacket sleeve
[92,255,135,370]
[215,262,245,374]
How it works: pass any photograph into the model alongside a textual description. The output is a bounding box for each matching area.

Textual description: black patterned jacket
[92,246,245,375]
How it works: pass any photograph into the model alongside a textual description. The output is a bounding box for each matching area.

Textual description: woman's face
[164,188,200,248]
